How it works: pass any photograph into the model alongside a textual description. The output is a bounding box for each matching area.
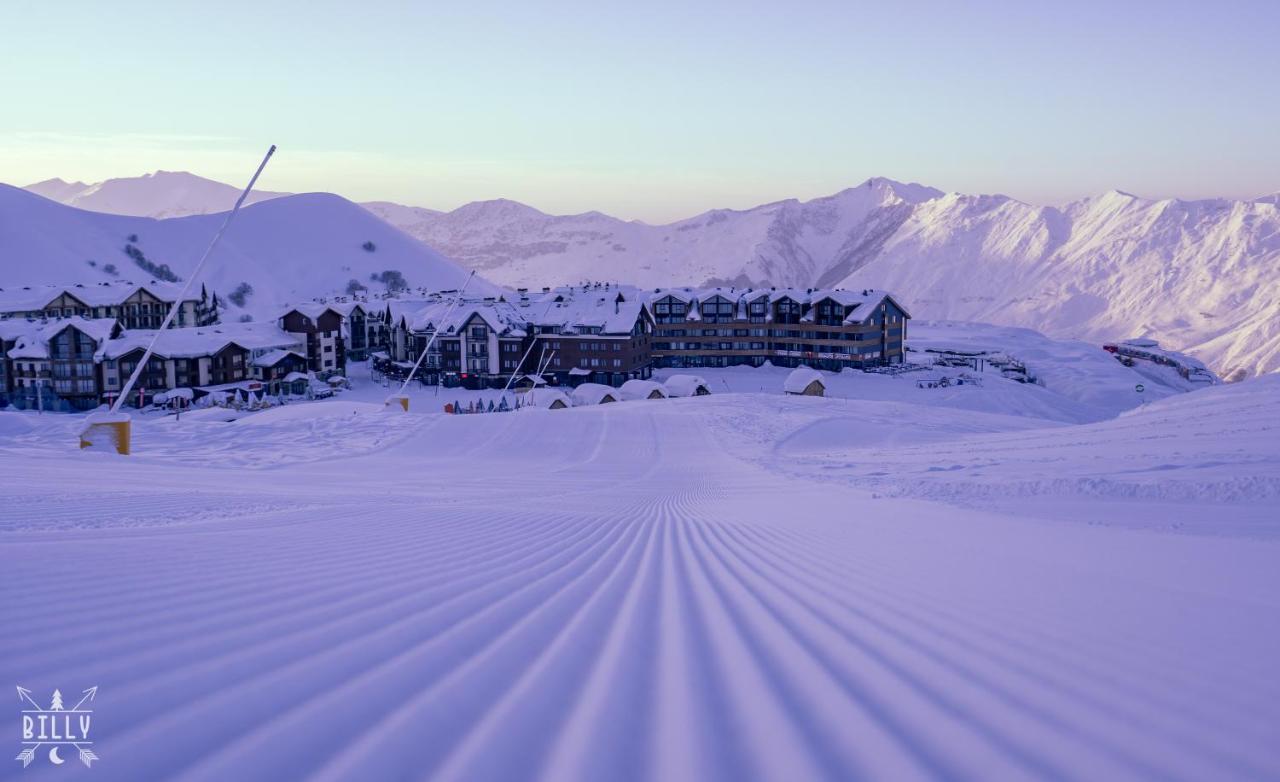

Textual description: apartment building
[278,305,347,376]
[649,287,909,371]
[3,318,121,411]
[0,281,217,328]
[382,285,654,389]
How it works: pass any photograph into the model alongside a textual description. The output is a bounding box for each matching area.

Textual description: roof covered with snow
[662,374,711,397]
[521,388,571,409]
[784,366,825,393]
[398,284,649,338]
[6,317,119,359]
[98,322,300,360]
[0,280,202,313]
[648,286,908,324]
[619,379,668,400]
[570,383,619,405]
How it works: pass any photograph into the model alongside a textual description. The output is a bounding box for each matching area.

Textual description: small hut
[619,379,668,401]
[571,383,619,406]
[523,388,571,410]
[514,374,548,392]
[784,366,825,397]
[663,374,711,397]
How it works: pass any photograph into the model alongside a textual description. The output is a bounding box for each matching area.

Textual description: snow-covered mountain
[18,172,1280,378]
[380,179,945,290]
[24,171,289,219]
[0,184,484,319]
[371,181,1280,381]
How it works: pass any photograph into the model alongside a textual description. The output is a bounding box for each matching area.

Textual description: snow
[662,374,710,397]
[783,366,824,394]
[520,388,571,409]
[0,184,490,323]
[23,170,289,219]
[570,383,618,406]
[0,357,1277,779]
[618,379,667,401]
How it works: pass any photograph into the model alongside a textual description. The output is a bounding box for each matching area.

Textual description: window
[612,359,622,367]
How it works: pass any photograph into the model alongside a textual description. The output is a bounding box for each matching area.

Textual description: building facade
[383,285,655,389]
[0,281,217,328]
[279,306,347,376]
[650,287,909,371]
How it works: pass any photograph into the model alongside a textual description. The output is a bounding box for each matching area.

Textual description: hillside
[24,171,289,218]
[0,185,486,319]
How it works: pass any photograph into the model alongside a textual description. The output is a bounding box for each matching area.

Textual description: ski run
[2,340,1278,781]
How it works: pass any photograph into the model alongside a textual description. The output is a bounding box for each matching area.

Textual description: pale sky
[2,0,1277,223]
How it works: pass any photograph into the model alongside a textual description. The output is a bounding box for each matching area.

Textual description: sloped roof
[570,383,618,405]
[7,317,119,359]
[252,349,306,368]
[619,379,668,400]
[784,366,825,394]
[99,322,298,360]
[0,280,200,313]
[663,374,711,397]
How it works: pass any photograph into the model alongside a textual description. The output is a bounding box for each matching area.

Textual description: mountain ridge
[17,171,1280,379]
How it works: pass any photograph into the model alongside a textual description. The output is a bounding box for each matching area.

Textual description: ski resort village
[7,3,1280,777]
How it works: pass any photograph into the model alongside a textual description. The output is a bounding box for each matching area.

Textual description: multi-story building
[383,285,654,389]
[278,305,347,376]
[99,322,305,405]
[0,281,217,328]
[649,287,909,371]
[3,318,120,411]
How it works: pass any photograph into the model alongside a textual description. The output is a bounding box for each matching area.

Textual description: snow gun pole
[386,270,477,412]
[499,337,542,399]
[81,145,276,455]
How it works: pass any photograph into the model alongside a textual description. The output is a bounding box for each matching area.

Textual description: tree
[362,240,377,252]
[50,690,64,710]
[227,282,254,307]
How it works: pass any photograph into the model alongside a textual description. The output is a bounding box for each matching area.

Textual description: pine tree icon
[49,689,64,711]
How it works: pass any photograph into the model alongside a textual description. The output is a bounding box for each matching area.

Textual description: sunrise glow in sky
[3,0,1277,221]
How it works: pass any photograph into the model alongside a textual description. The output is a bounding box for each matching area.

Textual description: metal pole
[112,145,276,413]
[390,271,477,400]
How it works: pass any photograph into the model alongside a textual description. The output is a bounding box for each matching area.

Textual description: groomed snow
[1,334,1277,780]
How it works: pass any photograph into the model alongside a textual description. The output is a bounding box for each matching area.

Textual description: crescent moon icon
[49,746,65,765]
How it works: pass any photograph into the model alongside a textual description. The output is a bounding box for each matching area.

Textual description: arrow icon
[16,686,41,710]
[70,686,98,712]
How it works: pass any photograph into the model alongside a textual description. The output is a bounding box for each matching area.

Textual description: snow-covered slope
[1,368,1277,779]
[0,185,485,318]
[837,190,1280,381]
[23,171,289,218]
